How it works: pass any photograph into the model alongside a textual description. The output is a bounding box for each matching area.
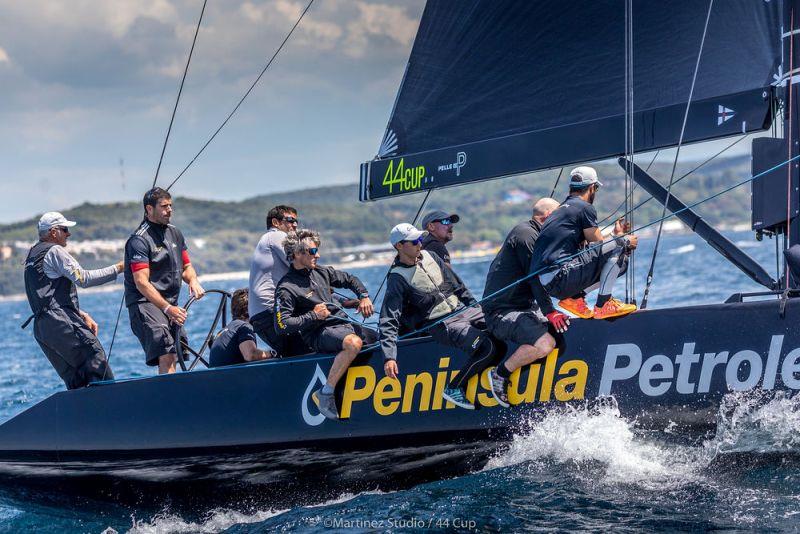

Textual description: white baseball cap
[38,212,77,234]
[569,166,603,189]
[390,223,427,246]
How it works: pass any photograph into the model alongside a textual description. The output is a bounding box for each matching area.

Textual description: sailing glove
[546,311,570,333]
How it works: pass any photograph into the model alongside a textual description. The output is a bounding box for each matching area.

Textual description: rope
[165,0,316,191]
[354,151,800,354]
[640,0,714,310]
[151,0,208,189]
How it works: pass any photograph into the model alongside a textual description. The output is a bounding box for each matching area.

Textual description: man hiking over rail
[274,229,376,421]
[23,212,122,389]
[530,166,639,320]
[379,223,502,410]
[482,199,564,407]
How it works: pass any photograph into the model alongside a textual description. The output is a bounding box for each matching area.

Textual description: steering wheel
[173,289,231,371]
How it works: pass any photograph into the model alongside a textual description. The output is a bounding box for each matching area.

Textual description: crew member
[274,229,375,420]
[248,204,301,355]
[421,210,460,264]
[124,187,205,374]
[209,288,275,368]
[379,223,501,410]
[23,212,121,389]
[530,166,639,320]
[482,199,564,407]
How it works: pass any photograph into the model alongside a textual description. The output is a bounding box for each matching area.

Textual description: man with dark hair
[275,229,376,420]
[421,210,460,264]
[125,187,205,374]
[23,212,122,389]
[248,204,300,355]
[483,198,563,407]
[531,166,639,321]
[379,223,501,410]
[209,288,275,368]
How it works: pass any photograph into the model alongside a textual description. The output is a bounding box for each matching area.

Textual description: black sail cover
[360,0,782,201]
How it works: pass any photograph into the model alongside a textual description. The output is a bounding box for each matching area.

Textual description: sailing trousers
[33,307,114,389]
[543,241,629,301]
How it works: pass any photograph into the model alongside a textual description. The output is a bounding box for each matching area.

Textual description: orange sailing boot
[593,297,637,320]
[558,297,594,319]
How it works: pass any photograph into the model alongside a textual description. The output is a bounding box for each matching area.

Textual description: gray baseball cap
[569,166,603,189]
[422,210,460,228]
[390,223,427,246]
[37,212,77,234]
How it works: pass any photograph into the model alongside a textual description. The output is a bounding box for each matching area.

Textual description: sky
[0,0,758,224]
[0,0,426,222]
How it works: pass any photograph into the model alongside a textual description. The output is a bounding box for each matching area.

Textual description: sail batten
[361,0,782,201]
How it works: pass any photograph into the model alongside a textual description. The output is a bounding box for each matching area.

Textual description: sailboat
[0,0,797,495]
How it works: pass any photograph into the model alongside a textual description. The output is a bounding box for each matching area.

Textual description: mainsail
[360,0,782,201]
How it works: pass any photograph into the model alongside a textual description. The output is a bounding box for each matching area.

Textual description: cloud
[343,2,418,58]
[0,47,8,63]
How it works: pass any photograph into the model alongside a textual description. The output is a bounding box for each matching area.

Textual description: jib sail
[360,0,781,201]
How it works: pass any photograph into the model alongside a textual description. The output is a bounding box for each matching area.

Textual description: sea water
[1,231,799,532]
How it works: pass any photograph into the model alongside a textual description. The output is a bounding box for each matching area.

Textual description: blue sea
[1,231,799,533]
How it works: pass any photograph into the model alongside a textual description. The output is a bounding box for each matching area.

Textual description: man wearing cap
[529,166,638,322]
[379,223,501,410]
[124,187,205,374]
[421,210,460,264]
[23,212,122,389]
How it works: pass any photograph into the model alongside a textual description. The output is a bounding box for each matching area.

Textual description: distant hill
[0,156,755,296]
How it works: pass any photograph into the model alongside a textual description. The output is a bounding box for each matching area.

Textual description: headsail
[360,0,782,201]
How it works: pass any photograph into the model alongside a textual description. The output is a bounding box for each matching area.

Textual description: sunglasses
[435,218,453,226]
[304,247,319,255]
[281,216,299,224]
[55,226,70,233]
[401,237,424,246]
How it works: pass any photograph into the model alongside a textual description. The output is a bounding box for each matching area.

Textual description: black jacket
[482,219,554,315]
[379,251,477,361]
[274,265,369,343]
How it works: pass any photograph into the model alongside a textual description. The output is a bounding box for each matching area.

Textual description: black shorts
[311,322,377,354]
[428,306,488,354]
[251,309,312,357]
[544,243,628,300]
[128,301,188,366]
[486,309,548,347]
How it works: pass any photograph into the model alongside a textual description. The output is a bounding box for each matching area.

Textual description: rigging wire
[152,0,208,189]
[104,0,209,378]
[624,0,635,303]
[165,0,316,192]
[549,168,564,198]
[786,9,795,289]
[365,188,434,314]
[354,151,800,352]
[640,0,714,310]
[601,134,749,232]
[597,149,659,227]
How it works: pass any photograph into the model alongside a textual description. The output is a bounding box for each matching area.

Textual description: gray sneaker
[442,387,475,410]
[312,388,339,420]
[489,368,510,408]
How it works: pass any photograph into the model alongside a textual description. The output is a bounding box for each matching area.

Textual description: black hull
[0,298,798,499]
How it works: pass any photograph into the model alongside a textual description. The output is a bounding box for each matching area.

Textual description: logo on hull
[301,364,328,426]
